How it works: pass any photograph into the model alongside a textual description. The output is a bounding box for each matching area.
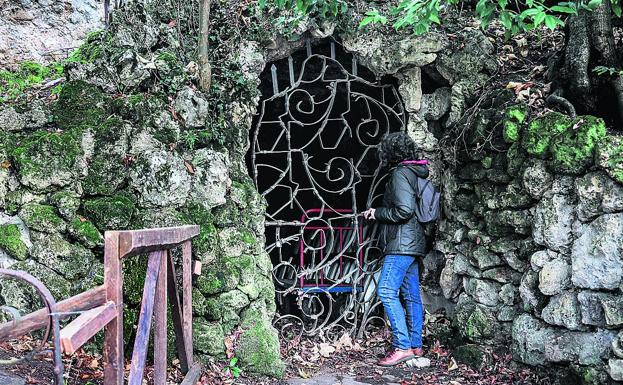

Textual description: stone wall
[0,0,103,69]
[435,104,623,382]
[0,0,497,376]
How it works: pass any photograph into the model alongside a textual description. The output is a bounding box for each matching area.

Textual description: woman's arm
[374,170,416,224]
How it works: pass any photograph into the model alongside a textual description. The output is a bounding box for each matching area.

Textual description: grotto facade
[0,0,623,383]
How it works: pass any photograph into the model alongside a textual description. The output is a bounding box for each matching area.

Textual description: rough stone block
[544,330,617,365]
[541,291,582,330]
[571,213,623,290]
[538,258,571,296]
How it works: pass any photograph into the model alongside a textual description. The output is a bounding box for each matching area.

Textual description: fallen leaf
[318,342,335,358]
[448,357,459,371]
[184,160,195,175]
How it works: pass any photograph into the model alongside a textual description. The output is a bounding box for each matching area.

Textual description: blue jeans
[377,255,423,350]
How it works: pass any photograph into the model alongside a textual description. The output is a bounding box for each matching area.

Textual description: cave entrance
[246,39,406,336]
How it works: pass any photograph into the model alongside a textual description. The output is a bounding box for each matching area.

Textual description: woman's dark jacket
[375,163,429,256]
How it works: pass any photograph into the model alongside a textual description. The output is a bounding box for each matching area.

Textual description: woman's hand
[362,208,376,220]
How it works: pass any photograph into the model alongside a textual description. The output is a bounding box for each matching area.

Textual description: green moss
[196,270,225,295]
[178,203,220,258]
[83,117,128,195]
[11,130,83,190]
[597,134,623,184]
[502,104,527,144]
[236,316,285,378]
[53,80,108,131]
[50,191,80,220]
[550,115,606,174]
[0,61,64,103]
[521,112,572,156]
[4,191,22,215]
[83,194,135,230]
[19,203,66,233]
[506,142,526,176]
[193,320,225,356]
[68,217,103,248]
[0,224,28,260]
[464,306,494,340]
[65,30,107,64]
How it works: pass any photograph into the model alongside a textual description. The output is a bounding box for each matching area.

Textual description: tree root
[546,91,577,118]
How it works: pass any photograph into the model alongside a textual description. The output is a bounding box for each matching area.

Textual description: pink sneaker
[378,348,416,366]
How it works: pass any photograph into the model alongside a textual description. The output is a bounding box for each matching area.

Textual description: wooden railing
[0,225,202,385]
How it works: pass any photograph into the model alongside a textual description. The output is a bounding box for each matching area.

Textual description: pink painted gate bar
[299,209,365,293]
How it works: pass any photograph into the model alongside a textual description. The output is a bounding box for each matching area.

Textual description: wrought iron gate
[248,39,406,337]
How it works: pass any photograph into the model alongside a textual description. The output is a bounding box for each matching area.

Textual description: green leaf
[544,14,564,29]
[586,0,603,9]
[533,11,546,26]
[429,12,440,24]
[519,7,541,19]
[550,5,577,13]
[499,11,513,29]
[611,0,622,15]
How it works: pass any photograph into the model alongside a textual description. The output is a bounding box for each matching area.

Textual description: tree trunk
[553,4,623,125]
[198,0,211,92]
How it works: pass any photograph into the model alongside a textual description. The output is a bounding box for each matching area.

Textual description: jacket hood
[397,163,429,179]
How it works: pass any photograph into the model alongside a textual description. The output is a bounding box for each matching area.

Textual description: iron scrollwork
[249,40,406,337]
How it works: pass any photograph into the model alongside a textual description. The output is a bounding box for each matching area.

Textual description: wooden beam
[182,240,194,367]
[167,254,190,373]
[103,231,124,385]
[117,226,200,258]
[180,363,203,385]
[127,250,162,385]
[0,285,106,341]
[153,250,168,385]
[60,301,116,354]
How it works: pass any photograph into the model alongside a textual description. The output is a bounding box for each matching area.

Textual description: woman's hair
[378,132,418,167]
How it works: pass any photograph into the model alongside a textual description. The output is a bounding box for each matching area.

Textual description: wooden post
[182,240,194,367]
[127,250,162,385]
[167,255,190,373]
[103,232,123,385]
[153,250,168,385]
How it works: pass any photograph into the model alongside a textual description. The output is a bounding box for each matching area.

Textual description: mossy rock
[521,112,572,157]
[11,130,83,191]
[178,203,221,262]
[49,191,80,220]
[550,115,606,174]
[193,320,225,357]
[236,303,285,378]
[67,217,104,248]
[19,203,66,233]
[30,231,94,280]
[502,104,528,144]
[53,80,108,131]
[597,134,623,185]
[0,261,72,310]
[453,344,491,369]
[83,117,129,196]
[84,194,135,230]
[506,142,527,176]
[0,224,28,260]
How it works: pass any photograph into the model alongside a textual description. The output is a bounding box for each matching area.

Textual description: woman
[363,132,428,366]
